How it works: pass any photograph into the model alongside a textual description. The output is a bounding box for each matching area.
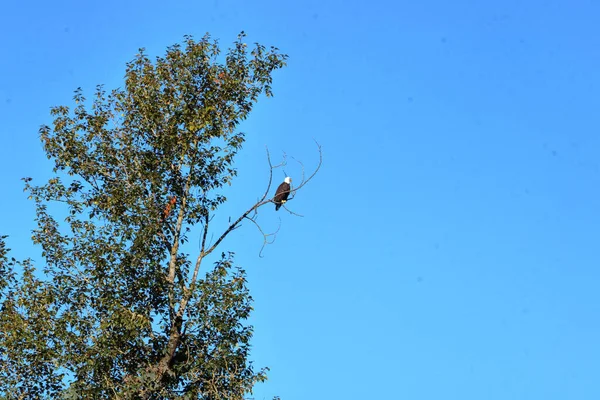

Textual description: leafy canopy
[0,32,287,399]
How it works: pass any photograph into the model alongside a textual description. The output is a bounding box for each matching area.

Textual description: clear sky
[1,0,600,399]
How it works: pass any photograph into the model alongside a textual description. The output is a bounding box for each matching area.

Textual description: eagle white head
[284,177,292,184]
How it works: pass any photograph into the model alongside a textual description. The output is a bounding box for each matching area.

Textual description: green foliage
[0,33,286,399]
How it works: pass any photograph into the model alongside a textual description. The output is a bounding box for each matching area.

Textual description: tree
[0,32,317,399]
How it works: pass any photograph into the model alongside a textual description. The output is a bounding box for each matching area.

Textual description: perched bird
[273,177,292,211]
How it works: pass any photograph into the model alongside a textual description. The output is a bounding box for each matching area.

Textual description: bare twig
[288,156,305,200]
[197,143,313,256]
[259,147,287,202]
[288,140,322,196]
[281,204,304,217]
[276,140,322,213]
[259,147,274,202]
[244,215,281,257]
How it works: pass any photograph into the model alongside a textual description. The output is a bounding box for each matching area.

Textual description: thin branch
[259,146,286,202]
[289,140,322,196]
[259,146,274,202]
[289,156,305,199]
[205,141,321,255]
[281,203,304,217]
[200,211,209,254]
[203,197,272,256]
[244,215,281,257]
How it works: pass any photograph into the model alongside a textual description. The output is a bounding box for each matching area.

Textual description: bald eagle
[274,177,292,211]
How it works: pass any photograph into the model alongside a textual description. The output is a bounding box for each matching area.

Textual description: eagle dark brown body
[274,177,292,211]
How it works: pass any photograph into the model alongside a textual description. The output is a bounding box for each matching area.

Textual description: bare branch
[259,146,287,202]
[281,203,304,217]
[289,156,305,198]
[289,140,322,196]
[205,141,321,254]
[259,147,274,202]
[203,197,272,256]
[244,215,281,257]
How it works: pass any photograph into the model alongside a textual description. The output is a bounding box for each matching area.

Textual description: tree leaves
[0,33,287,398]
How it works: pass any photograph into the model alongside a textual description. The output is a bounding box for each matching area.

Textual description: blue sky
[2,0,600,399]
